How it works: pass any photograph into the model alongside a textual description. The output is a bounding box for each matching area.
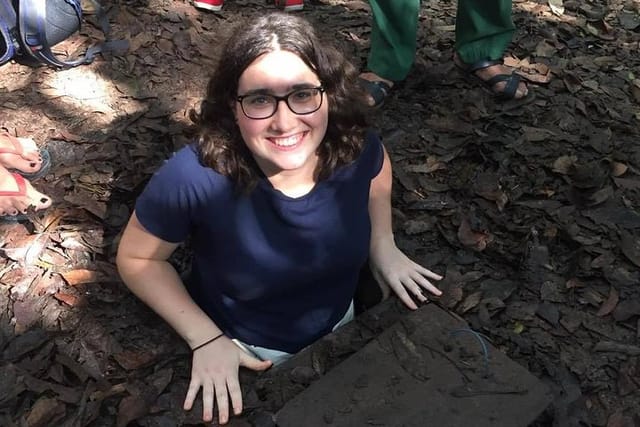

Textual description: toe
[16,137,41,161]
[0,134,43,173]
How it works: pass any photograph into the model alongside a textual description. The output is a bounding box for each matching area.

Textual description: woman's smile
[267,131,307,150]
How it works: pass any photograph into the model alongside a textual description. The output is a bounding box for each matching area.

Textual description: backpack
[0,0,127,68]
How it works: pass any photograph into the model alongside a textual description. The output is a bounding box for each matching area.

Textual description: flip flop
[358,77,393,108]
[0,173,50,222]
[9,147,52,181]
[455,58,527,101]
[0,133,52,181]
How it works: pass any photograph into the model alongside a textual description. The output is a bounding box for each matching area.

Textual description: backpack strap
[18,0,85,67]
[0,0,18,65]
[18,0,128,69]
[79,0,129,65]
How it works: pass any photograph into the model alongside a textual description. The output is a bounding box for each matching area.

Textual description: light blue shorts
[232,301,355,366]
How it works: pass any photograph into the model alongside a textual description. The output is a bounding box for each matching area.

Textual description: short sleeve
[363,130,384,180]
[135,146,203,243]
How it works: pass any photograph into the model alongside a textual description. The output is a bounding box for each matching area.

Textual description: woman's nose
[269,99,298,130]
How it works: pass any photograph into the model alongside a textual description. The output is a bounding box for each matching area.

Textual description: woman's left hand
[369,239,443,310]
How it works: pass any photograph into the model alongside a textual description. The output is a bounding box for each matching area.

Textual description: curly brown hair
[190,12,369,192]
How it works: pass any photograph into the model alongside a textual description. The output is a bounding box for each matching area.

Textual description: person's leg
[455,0,515,63]
[365,0,420,82]
[454,0,528,99]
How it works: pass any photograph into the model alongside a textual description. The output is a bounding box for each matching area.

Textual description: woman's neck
[261,159,319,198]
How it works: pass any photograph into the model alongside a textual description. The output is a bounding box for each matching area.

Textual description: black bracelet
[192,333,225,352]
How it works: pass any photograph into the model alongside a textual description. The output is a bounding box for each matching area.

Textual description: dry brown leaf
[517,68,553,84]
[458,291,482,314]
[596,287,619,317]
[54,292,83,307]
[522,126,556,142]
[343,0,370,12]
[590,252,616,269]
[425,117,474,135]
[156,39,174,54]
[534,40,557,58]
[565,278,585,289]
[619,234,640,268]
[1,234,48,265]
[605,410,635,427]
[60,269,101,286]
[13,297,46,334]
[31,273,65,297]
[610,162,628,177]
[53,130,83,143]
[25,397,66,427]
[457,217,493,251]
[473,173,508,210]
[586,186,613,206]
[404,158,447,174]
[552,155,577,174]
[63,192,107,219]
[631,85,640,104]
[113,350,158,371]
[613,177,640,191]
[613,300,640,322]
[517,59,553,84]
[2,266,41,299]
[441,284,463,309]
[563,73,583,93]
[585,20,615,41]
[129,32,154,53]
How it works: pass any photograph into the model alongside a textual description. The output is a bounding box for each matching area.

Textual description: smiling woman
[115,11,443,426]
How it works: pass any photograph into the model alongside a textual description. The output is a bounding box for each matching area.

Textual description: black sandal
[358,77,393,108]
[456,58,525,101]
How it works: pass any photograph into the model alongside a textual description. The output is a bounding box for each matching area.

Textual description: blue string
[449,328,490,369]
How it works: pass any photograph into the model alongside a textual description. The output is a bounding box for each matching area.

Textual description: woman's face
[234,49,329,180]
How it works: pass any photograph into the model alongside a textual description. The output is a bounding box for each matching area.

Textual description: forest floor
[1,0,640,426]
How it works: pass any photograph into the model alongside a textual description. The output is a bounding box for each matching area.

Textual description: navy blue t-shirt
[135,131,384,353]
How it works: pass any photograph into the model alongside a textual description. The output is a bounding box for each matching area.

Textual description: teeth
[272,134,301,147]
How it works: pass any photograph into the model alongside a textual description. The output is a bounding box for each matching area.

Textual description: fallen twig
[593,341,640,356]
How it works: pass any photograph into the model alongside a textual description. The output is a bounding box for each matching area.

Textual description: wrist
[370,234,395,251]
[192,333,225,352]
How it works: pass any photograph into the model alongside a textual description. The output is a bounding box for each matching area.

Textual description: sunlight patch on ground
[38,67,145,123]
[44,68,116,113]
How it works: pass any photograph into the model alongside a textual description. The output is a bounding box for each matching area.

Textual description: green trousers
[367,0,515,81]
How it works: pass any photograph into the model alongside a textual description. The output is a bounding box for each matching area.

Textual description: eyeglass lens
[240,88,323,119]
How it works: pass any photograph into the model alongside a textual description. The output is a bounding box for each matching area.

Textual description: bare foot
[0,132,44,175]
[0,166,51,218]
[358,72,394,107]
[454,53,528,100]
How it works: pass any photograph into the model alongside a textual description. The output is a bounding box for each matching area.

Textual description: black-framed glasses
[236,86,325,120]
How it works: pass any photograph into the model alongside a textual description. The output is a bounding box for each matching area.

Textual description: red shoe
[193,0,223,11]
[276,0,304,11]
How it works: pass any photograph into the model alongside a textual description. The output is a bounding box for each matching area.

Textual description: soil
[1,0,640,426]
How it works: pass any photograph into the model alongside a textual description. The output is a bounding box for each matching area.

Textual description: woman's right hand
[183,336,273,424]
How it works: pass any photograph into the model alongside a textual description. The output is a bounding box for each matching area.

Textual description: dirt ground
[1,0,640,426]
